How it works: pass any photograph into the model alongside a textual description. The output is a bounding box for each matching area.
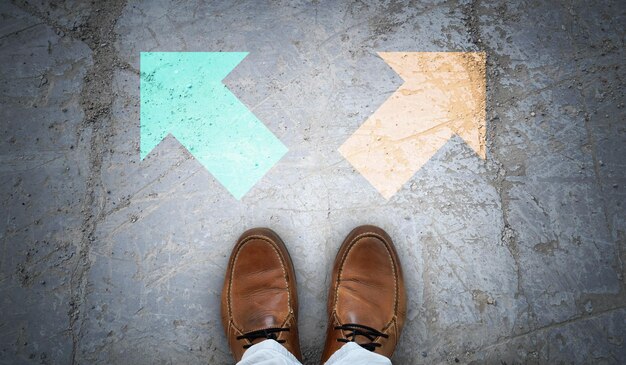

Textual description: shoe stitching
[228,233,291,333]
[332,231,399,332]
[333,232,398,314]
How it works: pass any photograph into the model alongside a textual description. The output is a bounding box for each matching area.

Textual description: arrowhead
[340,52,487,199]
[140,52,287,199]
[377,52,486,158]
[140,52,248,159]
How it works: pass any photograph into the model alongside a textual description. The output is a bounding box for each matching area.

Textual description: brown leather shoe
[321,225,406,363]
[221,228,302,361]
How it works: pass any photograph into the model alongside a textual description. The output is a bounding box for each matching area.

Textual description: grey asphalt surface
[1,1,625,364]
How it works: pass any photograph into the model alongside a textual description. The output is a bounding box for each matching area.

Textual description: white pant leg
[235,339,392,365]
[323,342,393,365]
[236,339,303,365]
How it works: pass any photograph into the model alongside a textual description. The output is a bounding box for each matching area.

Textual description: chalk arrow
[140,52,287,200]
[339,52,486,199]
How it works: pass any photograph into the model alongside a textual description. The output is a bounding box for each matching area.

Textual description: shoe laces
[236,327,290,349]
[335,323,389,352]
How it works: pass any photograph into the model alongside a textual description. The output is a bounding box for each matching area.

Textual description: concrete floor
[1,0,625,364]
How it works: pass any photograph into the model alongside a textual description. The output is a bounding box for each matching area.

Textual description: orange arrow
[339,52,486,199]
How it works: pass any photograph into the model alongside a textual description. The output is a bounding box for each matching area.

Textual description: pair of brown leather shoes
[221,225,406,363]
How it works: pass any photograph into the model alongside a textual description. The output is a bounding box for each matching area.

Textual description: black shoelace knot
[335,323,389,352]
[237,327,290,349]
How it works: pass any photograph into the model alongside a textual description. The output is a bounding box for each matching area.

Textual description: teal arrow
[140,52,288,199]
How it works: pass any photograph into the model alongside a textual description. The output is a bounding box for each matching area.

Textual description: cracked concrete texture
[0,0,624,364]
